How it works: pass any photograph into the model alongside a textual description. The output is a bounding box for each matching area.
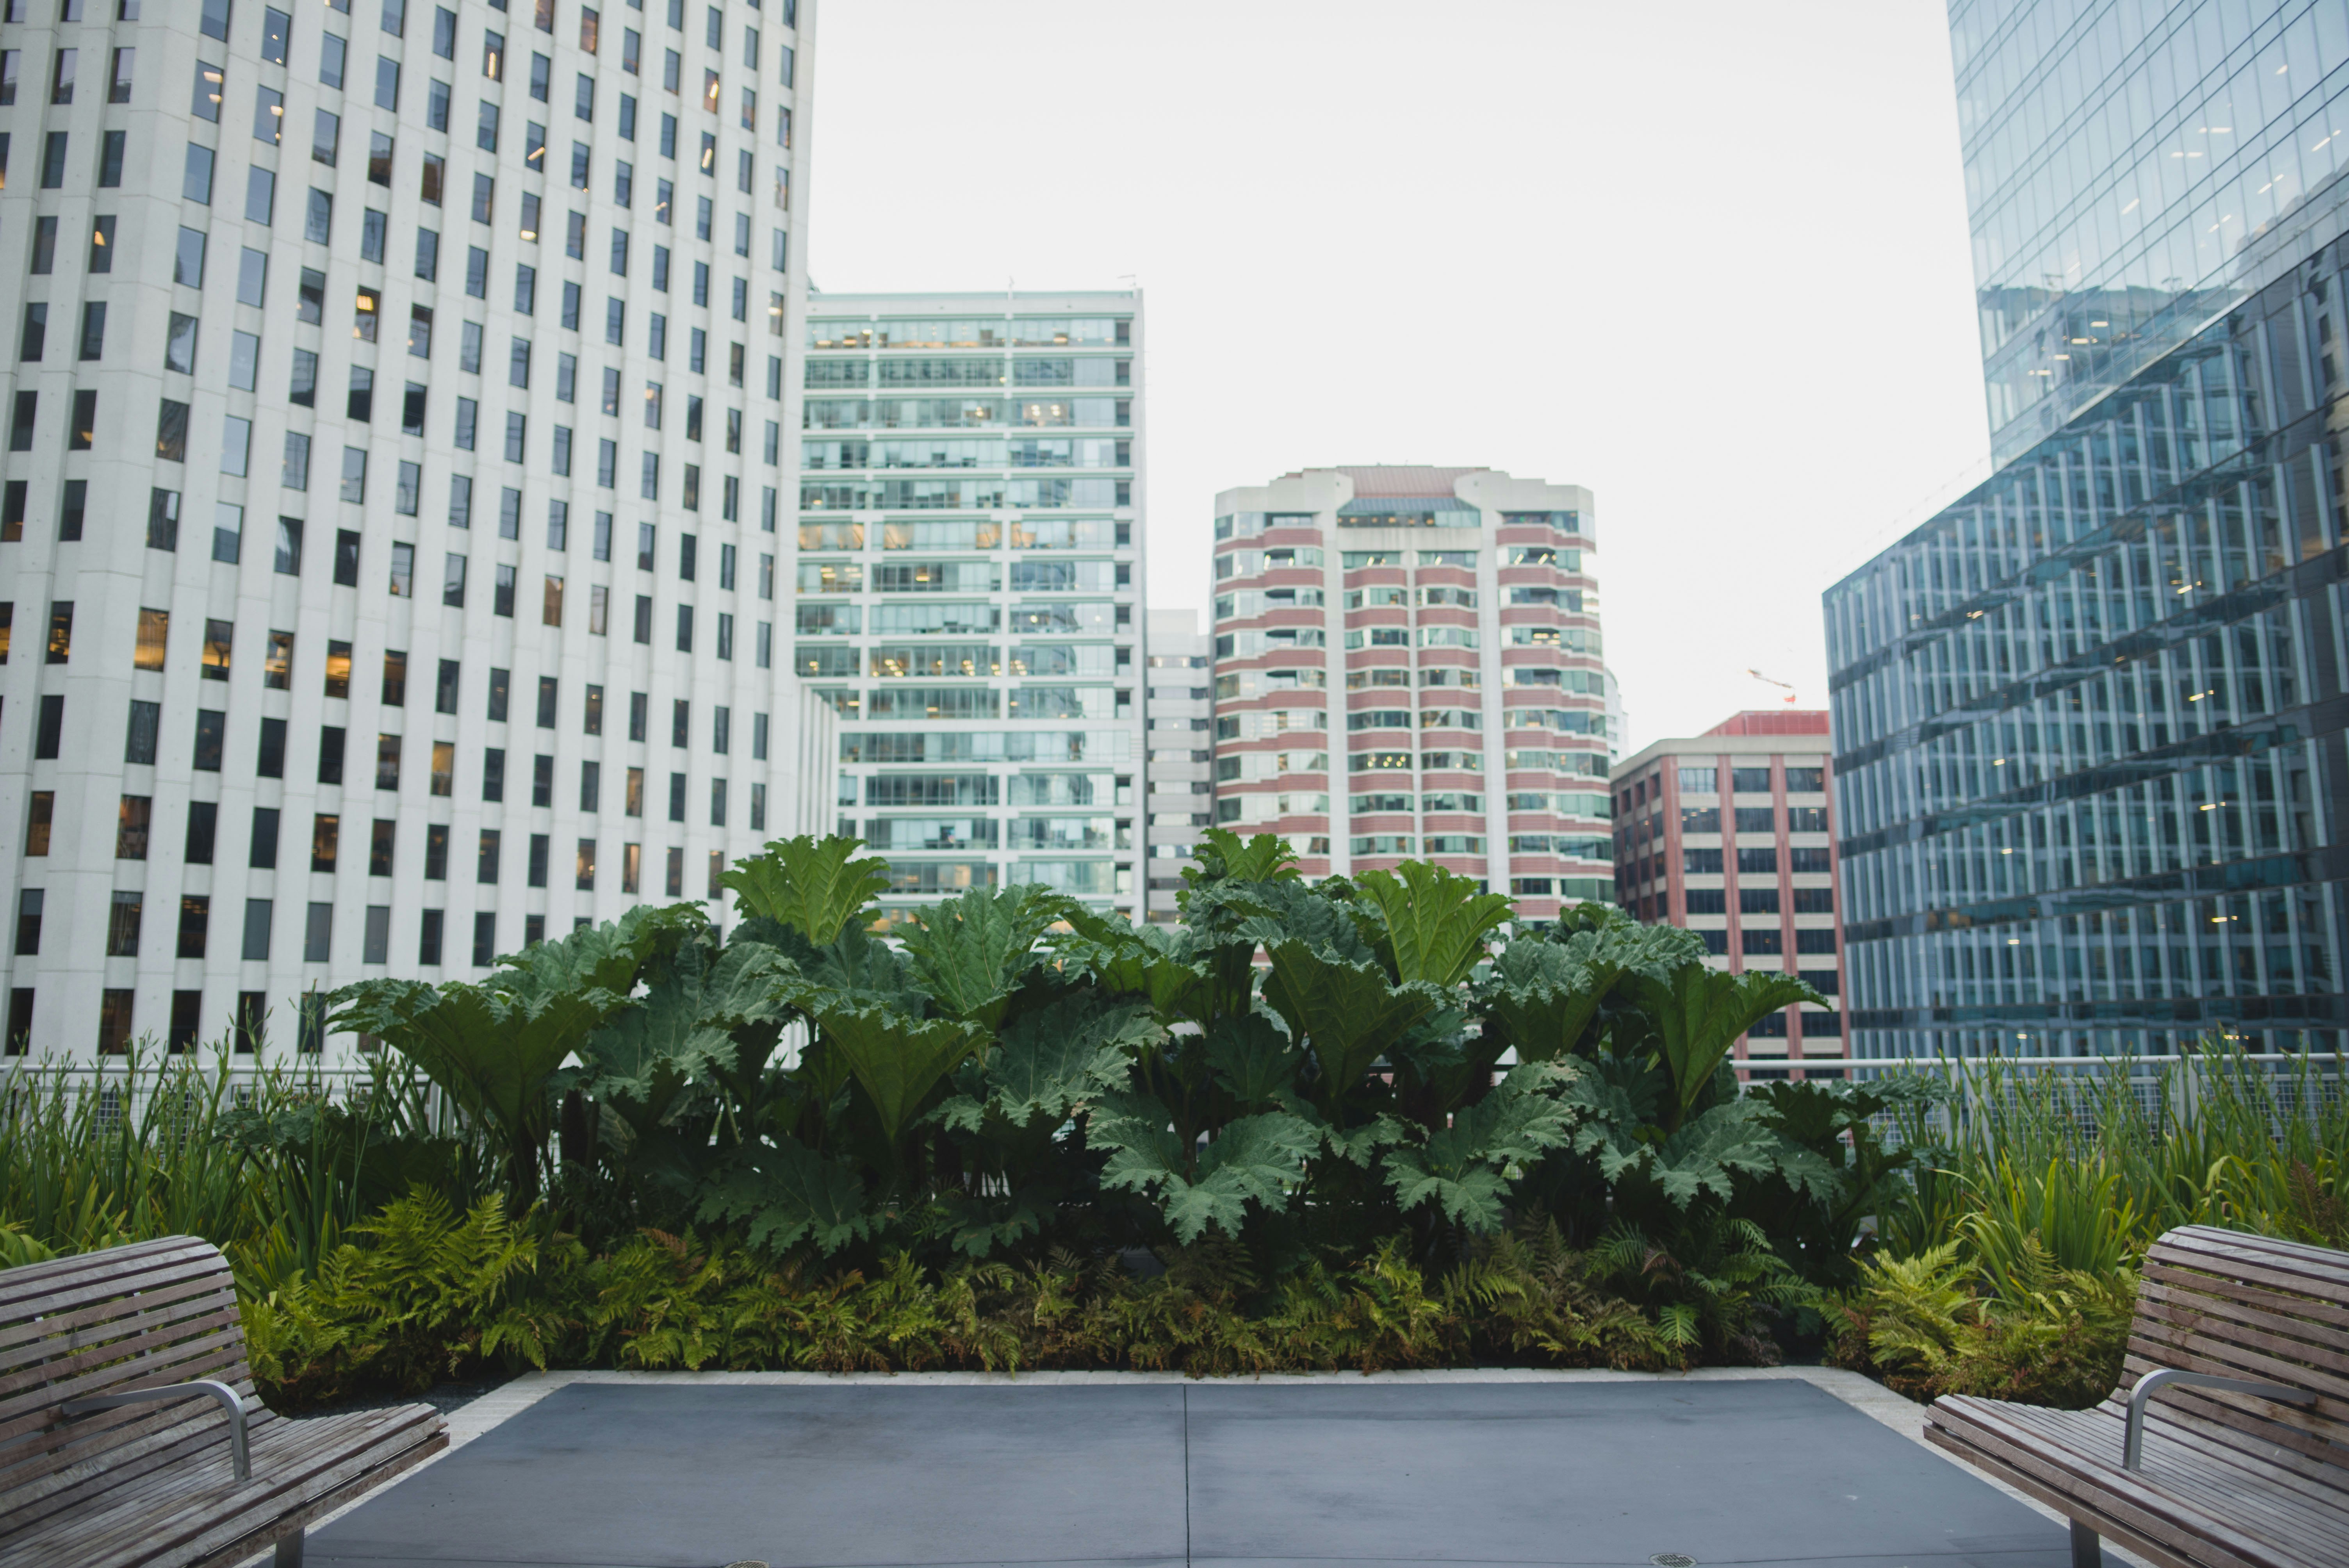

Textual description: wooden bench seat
[1,1235,446,1568]
[1927,1224,2349,1568]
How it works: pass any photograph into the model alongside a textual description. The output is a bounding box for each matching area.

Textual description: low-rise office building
[1611,711,1845,1075]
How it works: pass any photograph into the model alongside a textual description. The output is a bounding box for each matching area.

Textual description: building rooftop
[1706,710,1831,738]
[1271,465,1490,495]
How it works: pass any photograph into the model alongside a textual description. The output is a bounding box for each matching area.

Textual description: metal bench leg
[2069,1519,2101,1568]
[274,1527,304,1567]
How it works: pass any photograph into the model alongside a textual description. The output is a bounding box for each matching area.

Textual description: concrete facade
[0,0,831,1061]
[1210,465,1610,919]
[1143,607,1208,924]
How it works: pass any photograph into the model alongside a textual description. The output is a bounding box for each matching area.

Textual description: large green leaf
[695,1136,873,1254]
[1202,1010,1305,1106]
[507,902,708,996]
[1635,965,1823,1128]
[811,1000,980,1143]
[1483,919,1714,1063]
[330,975,629,1202]
[1482,940,1607,1062]
[986,994,1159,1126]
[577,940,798,1118]
[720,834,889,946]
[1353,861,1513,987]
[1183,827,1302,888]
[1257,940,1438,1099]
[1055,907,1209,1017]
[1563,1079,1843,1211]
[789,923,921,1011]
[1381,1063,1579,1231]
[936,1189,1049,1259]
[1223,880,1377,968]
[1091,1093,1319,1244]
[896,884,1078,1032]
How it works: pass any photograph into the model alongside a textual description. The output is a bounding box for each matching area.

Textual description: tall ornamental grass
[0,1042,489,1289]
[1877,1043,2349,1266]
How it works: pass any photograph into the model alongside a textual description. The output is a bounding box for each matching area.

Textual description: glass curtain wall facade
[1828,2,2349,1062]
[1210,465,1611,916]
[795,290,1146,924]
[1963,1,2349,462]
[0,0,823,1062]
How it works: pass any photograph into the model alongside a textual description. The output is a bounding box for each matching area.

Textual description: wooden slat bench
[0,1235,446,1568]
[1926,1223,2349,1568]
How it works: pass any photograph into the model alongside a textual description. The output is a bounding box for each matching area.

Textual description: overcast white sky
[803,0,1994,748]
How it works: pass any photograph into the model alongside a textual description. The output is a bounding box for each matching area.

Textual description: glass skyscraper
[795,289,1146,927]
[1825,0,2349,1060]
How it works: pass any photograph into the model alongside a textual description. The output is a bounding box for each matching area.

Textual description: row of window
[1699,928,1839,956]
[802,437,1131,471]
[3,553,770,671]
[14,835,732,1005]
[20,697,761,804]
[795,644,1133,679]
[1339,835,1490,857]
[1628,765,1826,804]
[1677,887,1837,915]
[1336,747,1608,778]
[80,786,748,878]
[7,399,782,537]
[805,357,1132,390]
[794,603,1135,636]
[25,778,761,887]
[1624,805,1831,836]
[808,317,1126,351]
[1627,847,1832,877]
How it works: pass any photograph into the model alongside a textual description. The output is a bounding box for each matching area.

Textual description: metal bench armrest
[60,1378,252,1481]
[2123,1367,2317,1470]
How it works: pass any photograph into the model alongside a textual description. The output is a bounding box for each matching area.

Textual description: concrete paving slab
[1185,1379,2067,1568]
[308,1382,1191,1568]
[303,1378,2075,1568]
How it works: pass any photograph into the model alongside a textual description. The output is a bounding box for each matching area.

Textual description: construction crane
[1747,669,1798,705]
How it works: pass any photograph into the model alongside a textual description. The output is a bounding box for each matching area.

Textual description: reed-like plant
[1877,1041,2349,1265]
[0,1035,488,1289]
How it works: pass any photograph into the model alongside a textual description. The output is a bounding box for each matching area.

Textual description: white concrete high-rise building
[0,0,831,1060]
[1143,607,1209,923]
[795,289,1146,925]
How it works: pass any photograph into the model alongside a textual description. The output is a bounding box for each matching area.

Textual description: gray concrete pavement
[304,1377,2074,1568]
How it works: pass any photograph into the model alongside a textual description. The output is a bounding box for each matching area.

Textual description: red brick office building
[1610,711,1845,1076]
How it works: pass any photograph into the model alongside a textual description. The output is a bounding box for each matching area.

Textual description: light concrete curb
[249,1365,2149,1567]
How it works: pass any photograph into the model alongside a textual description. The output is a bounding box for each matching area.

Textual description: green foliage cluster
[0,1047,494,1290]
[9,833,2345,1415]
[243,1192,1676,1405]
[1826,1049,2349,1406]
[317,832,1842,1352]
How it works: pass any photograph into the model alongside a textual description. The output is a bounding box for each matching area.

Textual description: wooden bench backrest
[2127,1224,2349,1475]
[0,1235,261,1523]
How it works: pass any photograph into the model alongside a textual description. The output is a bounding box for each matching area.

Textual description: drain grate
[1650,1556,1697,1567]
